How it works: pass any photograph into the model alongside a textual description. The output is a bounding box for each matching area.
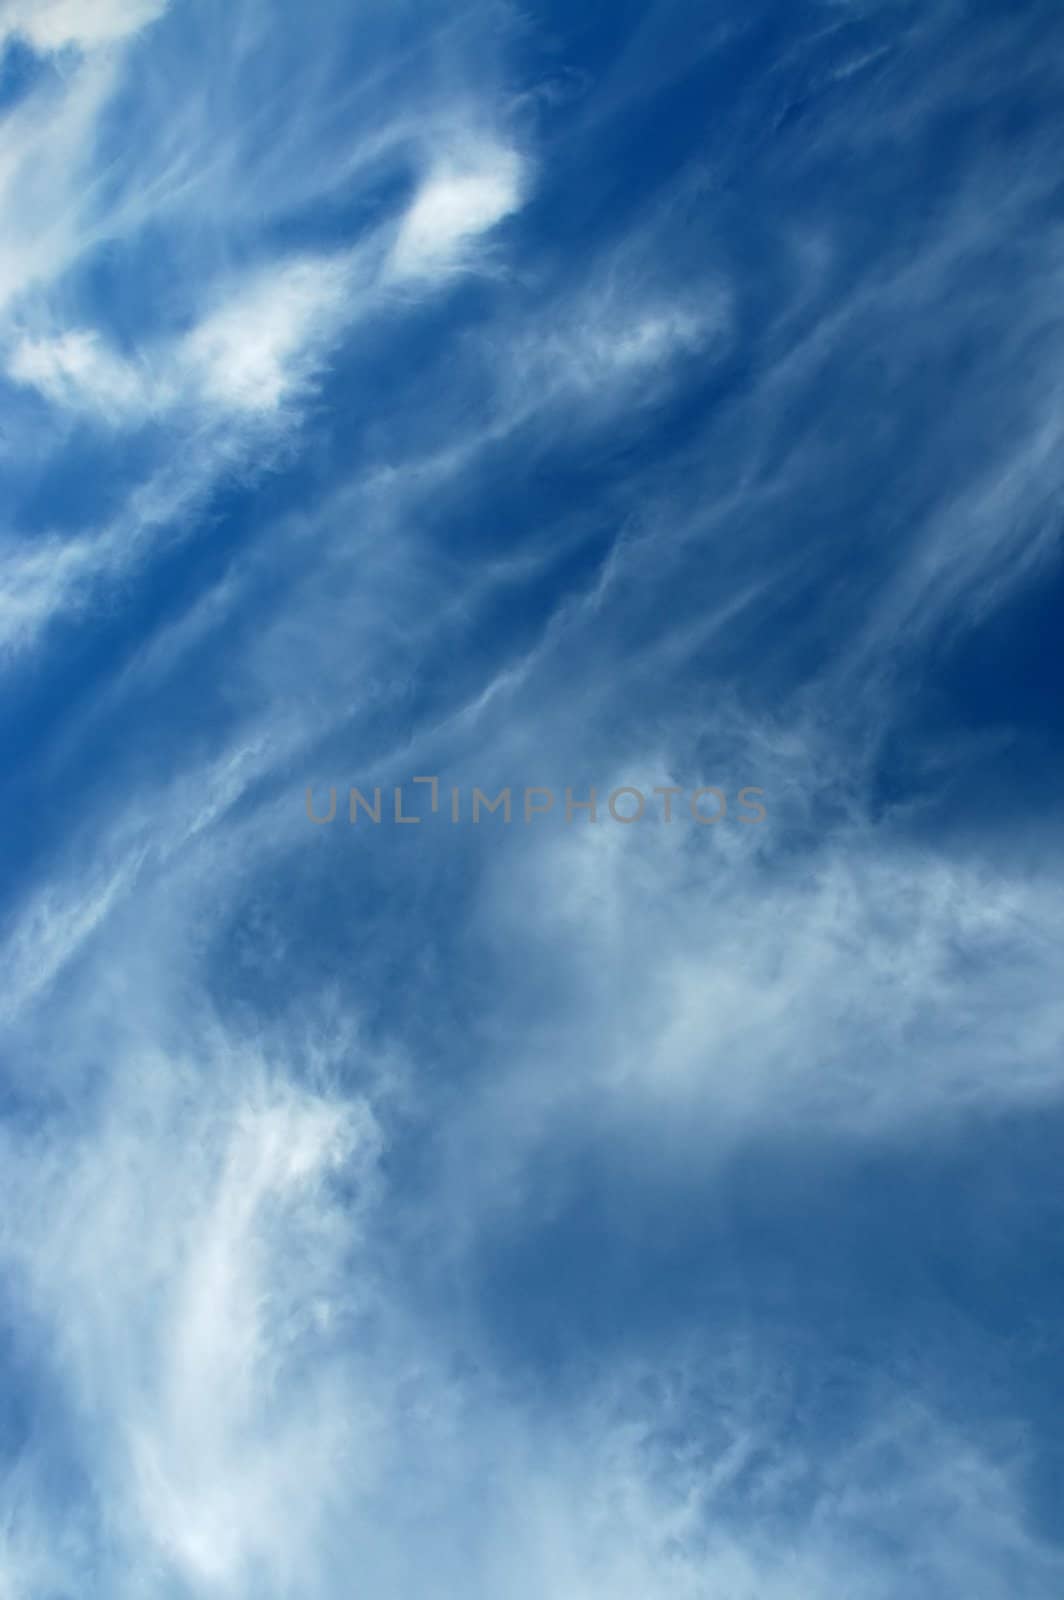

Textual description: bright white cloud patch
[8,329,152,420]
[0,0,166,51]
[391,146,525,279]
[0,1042,384,1595]
[184,257,355,415]
[7,257,354,423]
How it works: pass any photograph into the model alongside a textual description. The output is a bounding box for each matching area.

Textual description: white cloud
[2,948,1059,1599]
[0,1027,386,1596]
[511,294,729,413]
[0,53,117,318]
[391,144,526,280]
[7,254,356,423]
[0,10,535,667]
[0,439,232,659]
[0,0,166,52]
[417,709,1064,1234]
[0,530,101,659]
[8,328,152,420]
[183,256,354,415]
[0,252,367,659]
[469,1371,1064,1600]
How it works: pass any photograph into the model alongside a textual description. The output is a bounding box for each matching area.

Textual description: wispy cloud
[2,1,1064,1594]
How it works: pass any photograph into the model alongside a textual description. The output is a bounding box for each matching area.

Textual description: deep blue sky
[1,2,1063,1596]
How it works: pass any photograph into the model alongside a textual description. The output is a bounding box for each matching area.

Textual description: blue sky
[1,1,1063,1595]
